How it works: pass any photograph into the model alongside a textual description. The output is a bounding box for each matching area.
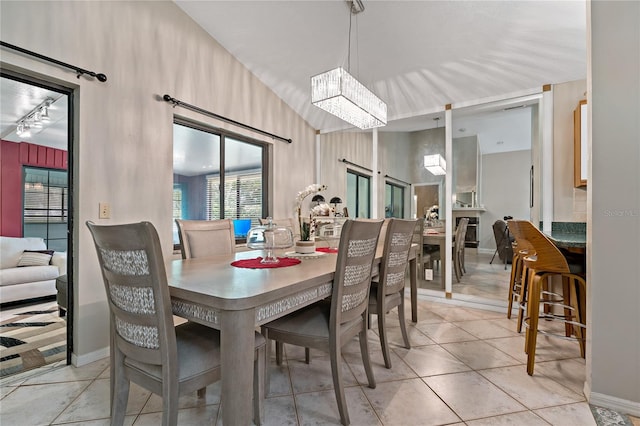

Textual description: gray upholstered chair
[175,219,236,259]
[86,221,265,426]
[261,219,383,426]
[369,218,417,369]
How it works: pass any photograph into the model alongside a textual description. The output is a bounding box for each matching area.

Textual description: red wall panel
[0,140,67,237]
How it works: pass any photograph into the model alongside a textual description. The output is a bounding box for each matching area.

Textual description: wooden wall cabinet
[574,99,587,187]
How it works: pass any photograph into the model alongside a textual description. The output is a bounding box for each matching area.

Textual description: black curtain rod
[384,174,410,186]
[339,158,373,173]
[0,41,107,82]
[163,94,292,144]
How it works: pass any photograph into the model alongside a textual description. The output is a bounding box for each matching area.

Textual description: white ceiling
[175,0,587,153]
[0,1,586,159]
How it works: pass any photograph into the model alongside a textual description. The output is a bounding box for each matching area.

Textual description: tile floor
[0,254,600,425]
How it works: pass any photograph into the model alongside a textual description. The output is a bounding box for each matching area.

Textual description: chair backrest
[507,219,535,255]
[517,220,570,273]
[454,218,469,254]
[379,219,418,297]
[331,219,384,326]
[259,217,299,239]
[492,220,512,260]
[175,219,236,259]
[86,221,176,369]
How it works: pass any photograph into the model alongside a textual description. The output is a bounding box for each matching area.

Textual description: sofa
[0,236,67,304]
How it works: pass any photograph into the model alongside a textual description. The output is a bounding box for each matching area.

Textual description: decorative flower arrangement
[427,205,439,220]
[295,184,327,241]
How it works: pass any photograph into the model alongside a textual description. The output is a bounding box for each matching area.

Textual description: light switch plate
[424,269,433,280]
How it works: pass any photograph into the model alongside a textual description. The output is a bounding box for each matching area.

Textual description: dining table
[167,244,417,425]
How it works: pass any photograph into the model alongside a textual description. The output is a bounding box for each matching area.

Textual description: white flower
[294,184,327,210]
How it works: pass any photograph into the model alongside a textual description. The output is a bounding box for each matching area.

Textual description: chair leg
[526,276,543,375]
[262,329,271,396]
[517,267,531,333]
[253,345,265,426]
[196,387,206,398]
[111,358,129,426]
[162,376,179,426]
[304,347,311,364]
[275,341,284,365]
[377,304,392,369]
[507,254,520,319]
[397,295,411,350]
[330,339,350,426]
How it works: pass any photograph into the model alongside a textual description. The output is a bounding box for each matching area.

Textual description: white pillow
[16,250,53,267]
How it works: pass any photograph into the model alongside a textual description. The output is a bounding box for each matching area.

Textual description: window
[23,167,68,251]
[385,182,405,218]
[172,121,268,246]
[346,170,370,218]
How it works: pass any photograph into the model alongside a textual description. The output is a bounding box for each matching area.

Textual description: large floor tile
[534,402,597,425]
[393,345,471,377]
[372,322,436,347]
[55,378,151,423]
[424,371,526,421]
[295,387,381,425]
[479,365,585,410]
[414,322,478,344]
[0,381,90,425]
[261,395,298,426]
[465,410,549,425]
[23,357,109,385]
[363,377,460,426]
[453,319,521,339]
[136,405,218,426]
[343,347,418,384]
[440,340,522,370]
[535,358,587,396]
[287,355,359,394]
[141,381,222,413]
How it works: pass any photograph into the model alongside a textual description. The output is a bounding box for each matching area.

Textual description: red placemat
[316,247,338,253]
[231,257,301,269]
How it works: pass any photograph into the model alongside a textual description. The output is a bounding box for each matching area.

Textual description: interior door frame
[1,68,75,365]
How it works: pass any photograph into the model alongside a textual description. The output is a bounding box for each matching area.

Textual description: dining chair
[517,221,587,375]
[453,218,469,282]
[369,218,417,369]
[261,219,383,425]
[86,221,266,426]
[412,219,425,280]
[175,219,236,259]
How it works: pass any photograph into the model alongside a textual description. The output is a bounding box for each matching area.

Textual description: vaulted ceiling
[176,0,587,146]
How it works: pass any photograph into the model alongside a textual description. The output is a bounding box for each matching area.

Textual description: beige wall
[588,1,640,412]
[480,150,531,250]
[1,1,316,361]
[553,79,588,222]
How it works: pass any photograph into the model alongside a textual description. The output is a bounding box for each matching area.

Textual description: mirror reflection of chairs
[424,218,468,283]
[175,219,236,259]
[87,221,266,425]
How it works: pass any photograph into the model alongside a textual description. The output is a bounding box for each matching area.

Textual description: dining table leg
[221,308,255,425]
[439,239,447,290]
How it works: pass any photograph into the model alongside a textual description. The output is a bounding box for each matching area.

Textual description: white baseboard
[72,346,109,367]
[589,391,640,417]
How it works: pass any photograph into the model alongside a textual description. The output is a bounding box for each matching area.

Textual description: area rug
[0,305,66,378]
[591,405,634,426]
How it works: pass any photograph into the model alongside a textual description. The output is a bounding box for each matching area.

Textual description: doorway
[0,70,74,373]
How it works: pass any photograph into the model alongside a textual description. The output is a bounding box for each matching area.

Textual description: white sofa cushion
[17,251,53,267]
[0,236,47,269]
[0,265,60,287]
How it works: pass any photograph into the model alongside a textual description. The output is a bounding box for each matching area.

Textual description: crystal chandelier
[424,154,446,175]
[310,1,387,130]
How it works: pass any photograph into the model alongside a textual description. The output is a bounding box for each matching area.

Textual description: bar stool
[506,220,535,326]
[518,221,587,376]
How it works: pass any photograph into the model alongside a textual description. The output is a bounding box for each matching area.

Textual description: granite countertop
[545,222,586,249]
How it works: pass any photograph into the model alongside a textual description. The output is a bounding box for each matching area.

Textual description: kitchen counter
[545,222,586,249]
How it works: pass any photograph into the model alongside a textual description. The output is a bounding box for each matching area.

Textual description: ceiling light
[310,2,386,129]
[424,154,446,176]
[15,97,55,139]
